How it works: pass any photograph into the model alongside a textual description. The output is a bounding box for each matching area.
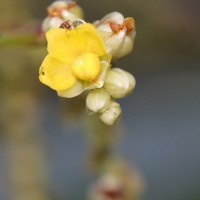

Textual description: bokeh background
[0,0,200,200]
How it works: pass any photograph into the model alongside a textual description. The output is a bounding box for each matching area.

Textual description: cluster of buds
[40,1,136,126]
[86,68,136,125]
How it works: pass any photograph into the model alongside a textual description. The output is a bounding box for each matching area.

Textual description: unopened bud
[99,101,122,126]
[95,12,136,60]
[62,5,84,21]
[86,89,111,113]
[104,68,136,99]
[42,17,64,32]
[42,0,84,32]
[88,175,123,200]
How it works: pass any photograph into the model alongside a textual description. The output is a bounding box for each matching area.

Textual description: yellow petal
[77,23,106,56]
[46,28,85,64]
[58,54,112,98]
[46,23,106,64]
[71,53,100,81]
[39,55,77,91]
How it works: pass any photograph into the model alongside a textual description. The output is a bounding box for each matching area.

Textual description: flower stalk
[0,29,45,47]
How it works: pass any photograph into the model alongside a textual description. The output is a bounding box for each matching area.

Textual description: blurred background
[0,0,200,200]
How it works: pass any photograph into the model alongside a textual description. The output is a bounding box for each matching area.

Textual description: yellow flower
[39,23,111,98]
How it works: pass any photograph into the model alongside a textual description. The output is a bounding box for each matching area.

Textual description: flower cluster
[39,0,136,125]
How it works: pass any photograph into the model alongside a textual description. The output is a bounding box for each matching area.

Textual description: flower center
[71,53,101,82]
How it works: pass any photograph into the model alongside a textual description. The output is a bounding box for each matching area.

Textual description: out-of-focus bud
[42,0,84,32]
[94,12,136,60]
[86,89,111,114]
[88,160,144,200]
[42,16,64,32]
[104,68,136,99]
[99,101,121,126]
[88,174,124,200]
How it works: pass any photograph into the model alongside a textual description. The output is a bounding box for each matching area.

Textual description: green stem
[0,32,45,47]
[83,115,116,171]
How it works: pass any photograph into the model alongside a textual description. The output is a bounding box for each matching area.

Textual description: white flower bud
[42,16,64,32]
[94,12,136,60]
[104,68,136,99]
[99,101,122,126]
[42,0,84,32]
[86,89,111,114]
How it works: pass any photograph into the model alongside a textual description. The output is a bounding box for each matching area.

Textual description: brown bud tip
[109,21,121,33]
[109,17,135,33]
[68,2,77,10]
[101,188,123,199]
[48,6,68,17]
[124,17,135,33]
